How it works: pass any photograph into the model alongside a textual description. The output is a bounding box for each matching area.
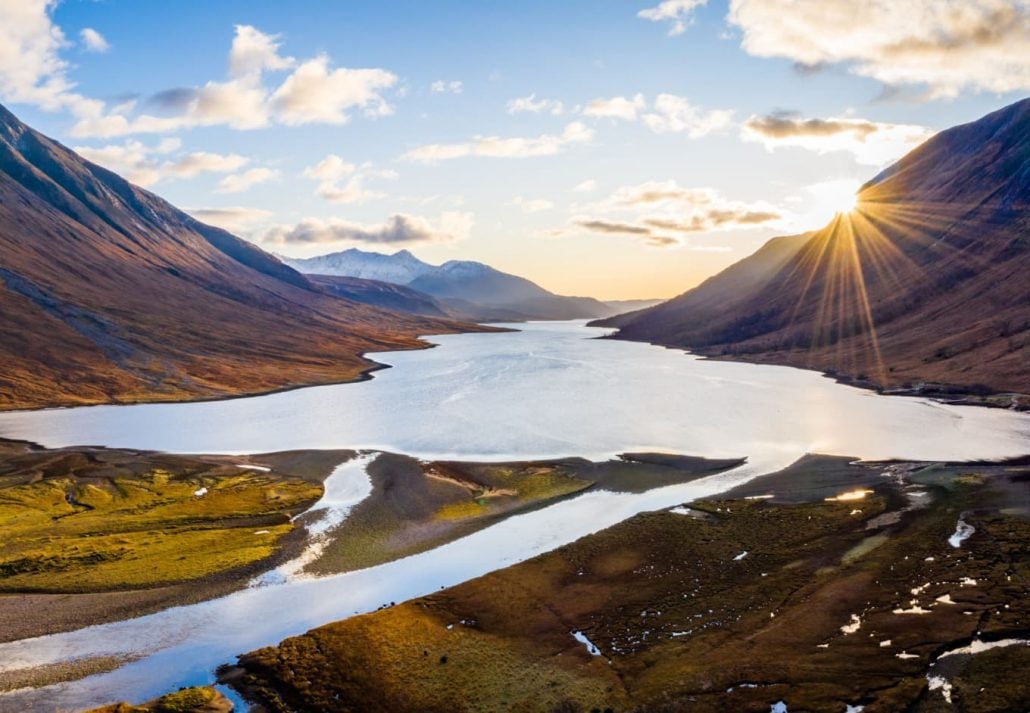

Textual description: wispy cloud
[79,28,109,53]
[512,196,554,213]
[402,122,593,163]
[217,167,279,193]
[641,94,734,136]
[73,138,251,187]
[301,154,395,204]
[728,0,1030,98]
[507,93,564,115]
[741,112,934,165]
[573,179,598,193]
[431,79,463,94]
[637,0,709,36]
[264,212,473,247]
[561,179,782,247]
[583,94,646,121]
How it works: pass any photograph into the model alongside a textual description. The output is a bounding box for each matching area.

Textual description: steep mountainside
[0,104,478,410]
[285,248,617,321]
[597,99,1030,396]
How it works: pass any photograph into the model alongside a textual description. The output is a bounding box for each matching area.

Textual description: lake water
[0,321,1026,462]
[0,322,1027,711]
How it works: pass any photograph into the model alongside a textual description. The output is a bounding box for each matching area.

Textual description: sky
[1,0,1028,299]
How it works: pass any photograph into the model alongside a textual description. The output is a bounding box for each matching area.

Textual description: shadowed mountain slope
[597,99,1030,396]
[0,103,480,410]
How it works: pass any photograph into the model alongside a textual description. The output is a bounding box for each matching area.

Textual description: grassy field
[0,440,322,593]
[227,457,1030,713]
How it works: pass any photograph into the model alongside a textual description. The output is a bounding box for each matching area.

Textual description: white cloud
[642,94,734,136]
[638,0,708,36]
[188,206,274,233]
[227,24,294,78]
[264,211,473,247]
[73,138,249,187]
[512,196,554,213]
[582,94,646,121]
[217,167,279,193]
[402,121,594,163]
[573,179,598,192]
[741,113,935,165]
[728,0,1030,98]
[431,79,463,94]
[79,28,109,53]
[562,179,783,247]
[2,20,400,138]
[507,93,564,115]
[270,56,396,125]
[301,154,393,205]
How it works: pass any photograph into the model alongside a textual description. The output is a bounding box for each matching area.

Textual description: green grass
[0,461,322,592]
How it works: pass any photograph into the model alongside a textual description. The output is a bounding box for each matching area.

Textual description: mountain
[0,103,479,410]
[596,99,1030,397]
[285,248,434,284]
[284,248,618,321]
[310,274,452,318]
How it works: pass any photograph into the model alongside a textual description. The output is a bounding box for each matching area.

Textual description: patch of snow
[893,606,931,614]
[840,614,862,635]
[879,639,892,647]
[936,594,955,605]
[896,651,918,659]
[733,551,748,561]
[253,529,270,535]
[937,638,1030,660]
[236,464,272,472]
[927,675,953,703]
[193,487,208,497]
[745,494,774,500]
[571,630,602,656]
[948,518,975,548]
[770,701,788,713]
[845,706,865,713]
[960,577,977,587]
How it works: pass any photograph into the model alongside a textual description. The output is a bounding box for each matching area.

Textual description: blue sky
[3,0,1028,298]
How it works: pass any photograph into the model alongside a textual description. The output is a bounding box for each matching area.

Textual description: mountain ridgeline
[284,249,640,322]
[597,98,1030,398]
[0,103,482,410]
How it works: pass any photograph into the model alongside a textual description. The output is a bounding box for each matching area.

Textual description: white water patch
[257,454,375,583]
[948,519,975,548]
[571,630,602,656]
[936,638,1030,660]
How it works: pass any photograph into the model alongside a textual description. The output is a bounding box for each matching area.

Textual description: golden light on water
[826,489,873,502]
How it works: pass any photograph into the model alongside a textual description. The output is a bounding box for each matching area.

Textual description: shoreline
[592,332,1030,412]
[0,323,513,414]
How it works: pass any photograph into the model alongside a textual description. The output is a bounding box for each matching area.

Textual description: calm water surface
[0,322,1027,711]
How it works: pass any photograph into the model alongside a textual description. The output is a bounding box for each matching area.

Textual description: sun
[804,178,863,227]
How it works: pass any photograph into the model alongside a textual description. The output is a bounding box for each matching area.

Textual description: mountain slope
[285,248,617,321]
[598,99,1030,396]
[310,275,453,318]
[0,103,479,410]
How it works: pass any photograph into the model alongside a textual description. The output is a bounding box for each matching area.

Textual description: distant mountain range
[284,249,660,322]
[597,98,1030,399]
[0,103,480,410]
